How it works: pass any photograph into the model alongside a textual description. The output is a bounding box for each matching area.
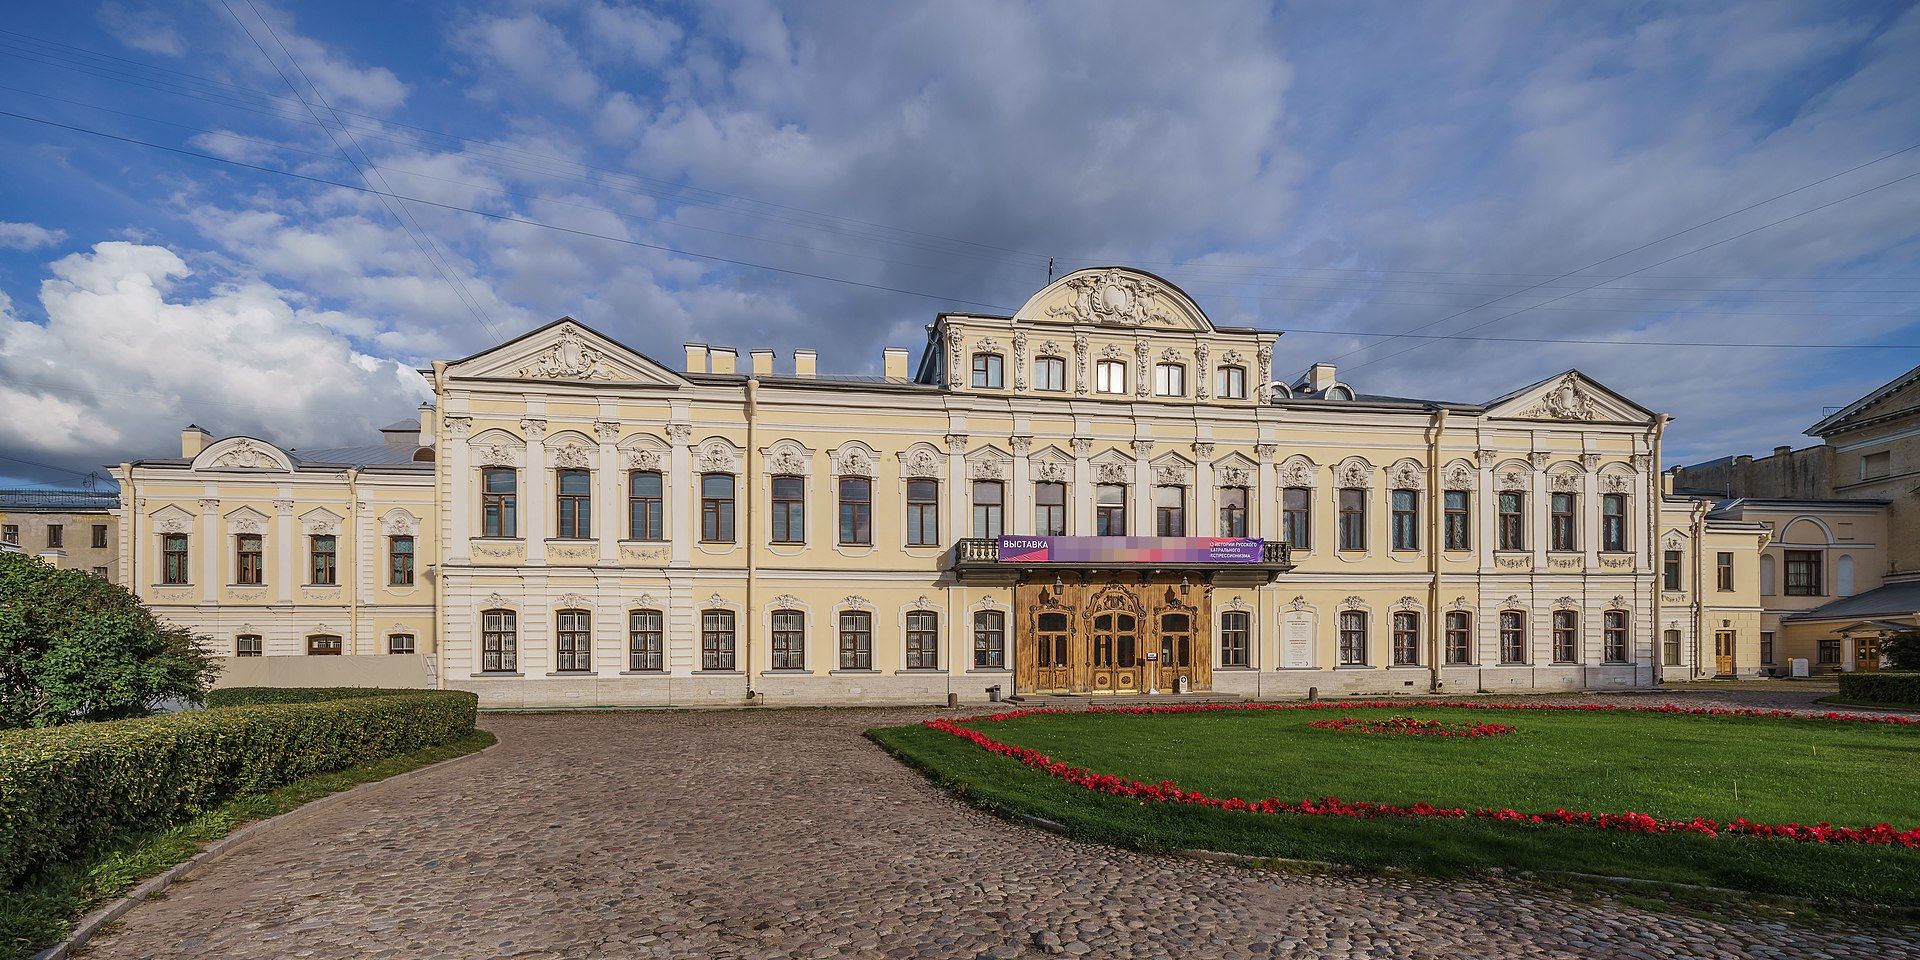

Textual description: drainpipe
[744,377,759,703]
[1691,499,1707,679]
[1425,407,1447,691]
[346,468,360,656]
[1649,414,1668,686]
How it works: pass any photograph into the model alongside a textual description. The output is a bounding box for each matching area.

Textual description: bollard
[948,692,959,708]
[1307,686,1318,702]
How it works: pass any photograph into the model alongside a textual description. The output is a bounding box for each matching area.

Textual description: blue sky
[1,0,1918,489]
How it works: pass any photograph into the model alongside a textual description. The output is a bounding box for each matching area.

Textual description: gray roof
[0,489,121,512]
[289,445,430,467]
[1784,580,1920,622]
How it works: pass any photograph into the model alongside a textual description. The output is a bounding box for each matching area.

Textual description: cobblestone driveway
[81,689,1917,959]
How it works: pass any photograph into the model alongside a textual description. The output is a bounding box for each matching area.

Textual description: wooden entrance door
[1089,611,1141,693]
[1856,638,1882,672]
[1013,573,1213,695]
[1155,611,1194,691]
[1033,610,1072,692]
[1714,631,1735,676]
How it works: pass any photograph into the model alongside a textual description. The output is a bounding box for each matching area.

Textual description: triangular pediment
[1484,371,1654,425]
[1807,363,1920,438]
[446,318,688,387]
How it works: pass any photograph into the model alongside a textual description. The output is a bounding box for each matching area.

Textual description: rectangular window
[388,634,416,655]
[1663,629,1682,666]
[389,535,414,586]
[555,609,591,672]
[1499,611,1526,664]
[309,534,337,586]
[1498,491,1525,551]
[1663,549,1683,591]
[1033,356,1066,391]
[1214,365,1246,399]
[481,609,517,672]
[1818,639,1841,665]
[1095,359,1126,394]
[701,609,736,670]
[629,471,664,541]
[1220,611,1250,667]
[1603,611,1628,664]
[1442,490,1469,550]
[838,476,872,545]
[906,478,939,546]
[1785,550,1821,596]
[236,534,263,586]
[629,609,664,671]
[1444,611,1472,665]
[838,611,873,670]
[47,524,62,548]
[1035,482,1067,536]
[1390,489,1418,550]
[235,634,262,657]
[970,353,1004,388]
[1,524,16,545]
[1392,611,1419,666]
[306,634,342,656]
[1095,484,1127,536]
[1552,610,1578,663]
[1601,493,1627,551]
[973,611,1006,669]
[771,610,806,670]
[1716,552,1734,592]
[1760,631,1775,665]
[555,469,591,539]
[482,467,517,537]
[701,473,736,543]
[1154,485,1186,537]
[971,480,1004,539]
[1862,450,1891,479]
[91,566,107,577]
[906,611,940,670]
[1153,363,1185,397]
[770,475,806,544]
[162,534,189,584]
[1550,493,1576,551]
[92,523,108,548]
[1218,487,1248,537]
[1337,488,1365,551]
[1337,611,1368,666]
[1282,487,1310,549]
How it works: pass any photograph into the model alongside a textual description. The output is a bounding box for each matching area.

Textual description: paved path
[80,689,1917,959]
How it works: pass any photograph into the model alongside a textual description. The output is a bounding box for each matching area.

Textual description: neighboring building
[0,489,121,581]
[1672,362,1920,673]
[123,267,1700,707]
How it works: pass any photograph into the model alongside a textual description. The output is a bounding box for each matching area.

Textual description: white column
[1132,439,1153,534]
[667,423,692,566]
[523,418,548,563]
[946,434,968,538]
[1071,438,1093,535]
[1010,436,1032,535]
[446,417,472,561]
[1193,442,1215,537]
[197,498,219,600]
[596,421,621,564]
[274,497,294,604]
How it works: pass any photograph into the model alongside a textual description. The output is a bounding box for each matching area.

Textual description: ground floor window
[701,610,736,671]
[973,611,1005,669]
[1220,611,1249,667]
[839,611,873,670]
[1602,611,1628,664]
[1499,612,1526,665]
[772,610,806,670]
[1818,639,1841,665]
[388,633,415,655]
[482,609,517,672]
[307,634,342,656]
[1391,611,1419,666]
[236,634,262,657]
[1551,610,1578,663]
[1337,611,1367,666]
[1663,628,1682,666]
[1443,611,1472,665]
[1760,631,1775,665]
[630,610,664,671]
[555,609,591,672]
[906,611,940,669]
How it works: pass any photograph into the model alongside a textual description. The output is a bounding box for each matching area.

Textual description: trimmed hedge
[205,687,415,708]
[1837,672,1920,706]
[0,690,477,889]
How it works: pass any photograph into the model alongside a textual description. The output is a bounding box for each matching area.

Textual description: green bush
[0,690,476,889]
[205,687,415,707]
[1883,630,1920,671]
[1836,671,1920,706]
[0,554,216,728]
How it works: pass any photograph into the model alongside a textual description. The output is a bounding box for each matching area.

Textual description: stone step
[1004,692,1249,709]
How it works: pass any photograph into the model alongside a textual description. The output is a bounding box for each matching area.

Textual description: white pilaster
[523,418,548,563]
[446,417,472,561]
[1010,436,1032,535]
[596,420,621,564]
[274,497,294,604]
[667,423,692,566]
[1131,439,1153,534]
[197,498,219,600]
[1193,442,1215,536]
[1071,438,1093,535]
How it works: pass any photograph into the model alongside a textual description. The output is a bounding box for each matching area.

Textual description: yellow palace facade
[119,267,1736,708]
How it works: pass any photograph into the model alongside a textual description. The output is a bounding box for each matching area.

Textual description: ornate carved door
[1089,611,1141,693]
[1034,610,1073,691]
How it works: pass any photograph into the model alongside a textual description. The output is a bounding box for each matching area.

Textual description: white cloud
[0,222,67,250]
[0,242,429,469]
[95,1,187,57]
[231,2,410,113]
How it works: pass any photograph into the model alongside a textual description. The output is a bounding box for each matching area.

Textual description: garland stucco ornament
[1045,269,1178,327]
[517,325,624,381]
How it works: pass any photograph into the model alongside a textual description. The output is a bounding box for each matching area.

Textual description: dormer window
[1034,356,1066,391]
[1325,385,1354,400]
[1215,365,1246,399]
[1095,360,1127,394]
[1153,363,1186,397]
[970,353,1004,389]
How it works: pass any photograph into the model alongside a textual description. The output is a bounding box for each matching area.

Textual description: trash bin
[986,685,1002,703]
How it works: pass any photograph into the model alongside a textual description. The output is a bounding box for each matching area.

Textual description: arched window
[906,611,940,669]
[1759,554,1776,595]
[838,476,872,546]
[1603,610,1629,664]
[1392,611,1419,666]
[1499,611,1526,664]
[555,609,591,672]
[771,609,805,670]
[1153,362,1185,397]
[1215,365,1246,399]
[1552,610,1578,663]
[970,353,1004,389]
[973,610,1006,668]
[629,609,664,671]
[770,475,805,544]
[1444,611,1472,665]
[1033,356,1066,391]
[481,609,517,672]
[1338,611,1368,666]
[701,609,735,670]
[1095,359,1127,394]
[629,470,664,541]
[1326,385,1354,400]
[838,610,873,670]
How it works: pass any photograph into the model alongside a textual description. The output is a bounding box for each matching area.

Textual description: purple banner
[997,536,1265,564]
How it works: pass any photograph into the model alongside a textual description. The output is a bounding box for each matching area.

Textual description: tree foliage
[1883,629,1920,672]
[0,554,217,728]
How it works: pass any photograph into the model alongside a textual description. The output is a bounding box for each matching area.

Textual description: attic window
[413,448,436,462]
[1326,385,1354,400]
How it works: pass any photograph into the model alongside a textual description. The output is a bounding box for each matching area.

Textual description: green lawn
[869,706,1920,906]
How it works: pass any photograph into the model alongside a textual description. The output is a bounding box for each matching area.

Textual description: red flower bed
[1308,715,1515,737]
[924,700,1920,848]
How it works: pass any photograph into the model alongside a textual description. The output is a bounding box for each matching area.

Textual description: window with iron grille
[771,610,806,670]
[973,611,1005,668]
[235,634,262,657]
[1392,611,1419,666]
[701,609,735,670]
[1444,611,1472,664]
[482,609,517,672]
[388,634,416,655]
[629,610,664,671]
[555,609,591,671]
[1552,610,1578,663]
[1603,610,1628,663]
[1499,611,1527,664]
[838,611,872,670]
[906,611,940,670]
[1337,611,1368,666]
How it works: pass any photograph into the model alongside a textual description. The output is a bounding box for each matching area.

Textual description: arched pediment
[1014,267,1213,331]
[193,436,293,473]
